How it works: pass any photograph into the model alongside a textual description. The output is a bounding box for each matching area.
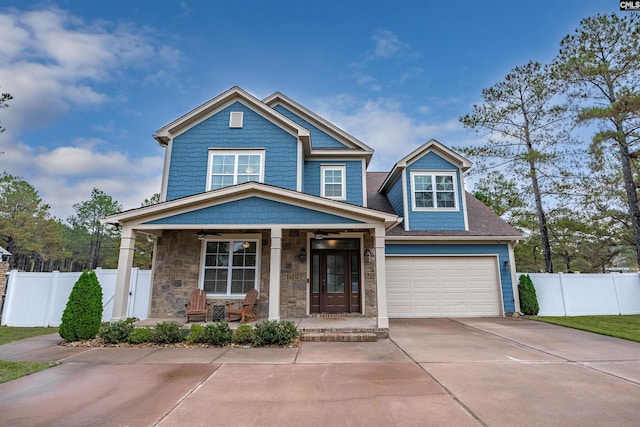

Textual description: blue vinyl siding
[386,243,515,312]
[166,101,298,200]
[273,105,348,149]
[386,177,404,217]
[304,160,364,206]
[144,197,362,225]
[405,152,465,231]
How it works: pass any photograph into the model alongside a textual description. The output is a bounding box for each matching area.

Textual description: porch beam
[112,226,136,320]
[268,227,282,320]
[374,224,389,328]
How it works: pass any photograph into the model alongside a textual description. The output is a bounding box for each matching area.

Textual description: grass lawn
[0,360,58,384]
[0,326,59,345]
[534,315,640,343]
[0,326,60,384]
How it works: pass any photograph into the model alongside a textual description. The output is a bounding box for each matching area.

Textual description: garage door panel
[386,256,501,318]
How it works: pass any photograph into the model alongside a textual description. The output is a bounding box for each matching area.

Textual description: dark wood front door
[311,249,361,313]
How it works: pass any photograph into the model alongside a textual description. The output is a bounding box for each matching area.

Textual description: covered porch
[104,182,399,329]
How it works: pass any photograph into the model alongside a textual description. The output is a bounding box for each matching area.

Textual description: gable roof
[379,139,472,193]
[152,86,310,147]
[263,91,374,165]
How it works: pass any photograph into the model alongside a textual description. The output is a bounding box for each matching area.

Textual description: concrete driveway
[1,317,639,426]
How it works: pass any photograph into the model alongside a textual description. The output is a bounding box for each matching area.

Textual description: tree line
[460,13,639,273]
[0,174,156,272]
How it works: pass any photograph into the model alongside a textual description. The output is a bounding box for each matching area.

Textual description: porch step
[300,331,378,342]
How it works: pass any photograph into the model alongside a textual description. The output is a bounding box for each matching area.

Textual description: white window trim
[199,234,261,298]
[410,170,459,212]
[321,164,346,200]
[206,149,265,191]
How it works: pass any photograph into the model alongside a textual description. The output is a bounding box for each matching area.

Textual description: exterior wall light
[364,248,373,263]
[242,241,251,249]
[503,259,511,270]
[299,248,307,261]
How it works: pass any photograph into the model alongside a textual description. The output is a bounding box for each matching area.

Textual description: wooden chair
[185,289,210,322]
[226,288,259,323]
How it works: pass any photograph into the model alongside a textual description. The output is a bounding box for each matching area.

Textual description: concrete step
[299,332,378,342]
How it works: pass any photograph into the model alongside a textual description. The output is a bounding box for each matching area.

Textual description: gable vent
[229,111,244,128]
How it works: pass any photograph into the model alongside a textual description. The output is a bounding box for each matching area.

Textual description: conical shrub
[59,271,103,341]
[518,274,540,315]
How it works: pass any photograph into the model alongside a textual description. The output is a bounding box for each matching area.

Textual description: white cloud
[1,141,163,220]
[0,7,181,132]
[371,29,407,59]
[312,95,468,171]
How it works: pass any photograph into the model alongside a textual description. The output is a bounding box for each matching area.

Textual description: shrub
[59,271,103,341]
[152,321,188,344]
[518,274,540,315]
[254,320,298,346]
[98,318,138,344]
[128,327,153,344]
[199,321,233,346]
[187,323,205,344]
[233,324,255,345]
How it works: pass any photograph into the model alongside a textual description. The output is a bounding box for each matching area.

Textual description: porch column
[374,224,389,328]
[112,225,135,320]
[268,227,282,320]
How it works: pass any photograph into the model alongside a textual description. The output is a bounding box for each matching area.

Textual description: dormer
[379,139,472,231]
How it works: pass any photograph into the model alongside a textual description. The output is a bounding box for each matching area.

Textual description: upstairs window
[207,150,264,190]
[321,165,346,200]
[411,172,458,210]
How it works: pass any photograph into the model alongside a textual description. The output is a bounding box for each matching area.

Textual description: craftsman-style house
[105,86,522,328]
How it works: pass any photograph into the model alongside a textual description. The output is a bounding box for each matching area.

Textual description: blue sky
[0,1,622,219]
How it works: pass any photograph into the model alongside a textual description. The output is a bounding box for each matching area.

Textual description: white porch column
[374,224,389,328]
[112,226,135,320]
[268,227,282,320]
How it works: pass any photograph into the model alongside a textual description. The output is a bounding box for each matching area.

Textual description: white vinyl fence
[1,268,152,327]
[522,272,640,316]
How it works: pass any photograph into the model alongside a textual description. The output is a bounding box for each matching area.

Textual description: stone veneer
[149,229,377,320]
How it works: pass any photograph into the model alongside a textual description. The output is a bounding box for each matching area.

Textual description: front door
[310,240,361,313]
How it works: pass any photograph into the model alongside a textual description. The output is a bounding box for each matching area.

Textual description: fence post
[558,272,568,316]
[45,271,60,327]
[0,270,18,326]
[128,267,139,318]
[610,272,622,315]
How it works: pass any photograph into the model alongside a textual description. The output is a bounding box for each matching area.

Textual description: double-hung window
[321,165,346,200]
[207,150,264,190]
[202,239,259,296]
[411,172,458,210]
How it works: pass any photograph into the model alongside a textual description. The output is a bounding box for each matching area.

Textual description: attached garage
[386,256,503,317]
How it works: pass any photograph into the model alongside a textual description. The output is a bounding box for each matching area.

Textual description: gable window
[207,150,264,190]
[201,239,259,296]
[321,165,346,200]
[411,172,458,210]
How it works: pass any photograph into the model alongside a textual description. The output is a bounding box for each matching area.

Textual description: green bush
[199,321,233,346]
[187,323,205,343]
[152,321,188,344]
[518,274,540,315]
[98,318,138,344]
[128,327,153,344]
[233,324,255,345]
[59,271,104,341]
[254,320,298,346]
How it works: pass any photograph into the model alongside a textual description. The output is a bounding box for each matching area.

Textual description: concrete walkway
[1,317,639,426]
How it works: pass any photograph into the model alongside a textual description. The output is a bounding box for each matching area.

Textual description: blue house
[106,87,522,328]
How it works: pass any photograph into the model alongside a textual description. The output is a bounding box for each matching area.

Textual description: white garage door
[386,256,502,317]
